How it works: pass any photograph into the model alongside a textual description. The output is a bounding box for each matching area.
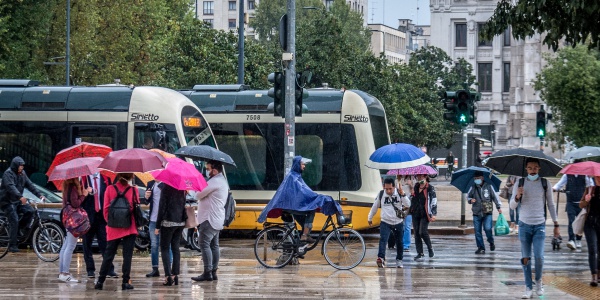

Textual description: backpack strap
[377,190,384,207]
[518,177,549,219]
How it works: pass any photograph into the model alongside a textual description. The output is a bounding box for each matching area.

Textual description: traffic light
[536,109,546,138]
[267,72,284,117]
[469,91,480,124]
[455,90,470,126]
[294,73,303,117]
[442,91,457,122]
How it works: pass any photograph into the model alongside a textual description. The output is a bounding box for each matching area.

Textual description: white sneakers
[58,274,79,283]
[575,240,582,249]
[567,240,576,250]
[535,280,544,296]
[396,259,403,268]
[521,288,533,299]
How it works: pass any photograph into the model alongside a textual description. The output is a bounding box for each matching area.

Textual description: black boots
[211,269,218,280]
[191,272,213,282]
[146,267,160,277]
[94,279,104,290]
[122,281,134,290]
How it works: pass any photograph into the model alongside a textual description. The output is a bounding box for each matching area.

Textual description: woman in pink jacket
[94,173,138,291]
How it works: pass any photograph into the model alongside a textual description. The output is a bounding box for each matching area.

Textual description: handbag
[573,207,588,236]
[61,188,90,237]
[132,189,148,227]
[391,202,409,219]
[185,205,198,228]
[482,201,494,214]
[499,186,509,199]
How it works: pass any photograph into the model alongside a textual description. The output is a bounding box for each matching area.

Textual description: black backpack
[223,191,236,227]
[108,185,132,228]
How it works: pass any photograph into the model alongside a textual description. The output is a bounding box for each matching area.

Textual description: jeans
[198,220,220,272]
[149,221,160,267]
[583,215,600,274]
[413,215,432,255]
[378,221,404,260]
[98,234,136,284]
[59,232,78,273]
[160,226,183,277]
[403,215,412,250]
[2,203,34,246]
[473,214,494,250]
[566,202,583,241]
[518,221,546,289]
[83,211,114,274]
[289,210,316,231]
[509,198,520,223]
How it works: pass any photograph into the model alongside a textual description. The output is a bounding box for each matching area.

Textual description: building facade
[368,24,410,64]
[429,0,555,153]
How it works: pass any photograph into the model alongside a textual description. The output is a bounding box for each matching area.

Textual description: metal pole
[66,0,70,86]
[540,137,544,151]
[459,126,468,227]
[284,0,296,173]
[237,0,245,84]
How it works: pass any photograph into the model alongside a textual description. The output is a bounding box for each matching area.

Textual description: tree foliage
[481,0,600,51]
[534,45,600,147]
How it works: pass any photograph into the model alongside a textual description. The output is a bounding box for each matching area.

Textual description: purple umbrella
[386,164,438,176]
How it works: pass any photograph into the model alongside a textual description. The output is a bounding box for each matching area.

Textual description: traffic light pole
[283,0,296,174]
[459,126,468,228]
[540,137,544,151]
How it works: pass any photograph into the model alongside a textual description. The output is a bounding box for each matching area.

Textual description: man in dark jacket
[468,170,502,254]
[0,156,44,252]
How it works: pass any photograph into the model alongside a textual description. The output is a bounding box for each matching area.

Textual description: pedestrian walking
[368,178,410,268]
[94,173,139,291]
[191,160,229,282]
[582,179,600,286]
[468,170,502,254]
[510,158,560,299]
[155,184,186,286]
[410,174,437,261]
[81,173,118,279]
[506,175,520,234]
[0,156,45,253]
[144,180,165,278]
[58,178,91,283]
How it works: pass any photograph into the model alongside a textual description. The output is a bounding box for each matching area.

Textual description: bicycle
[0,199,65,262]
[254,210,365,270]
[445,164,454,180]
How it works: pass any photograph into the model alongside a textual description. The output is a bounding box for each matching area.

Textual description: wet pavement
[1,233,598,299]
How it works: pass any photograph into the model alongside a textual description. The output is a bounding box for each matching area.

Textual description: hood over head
[10,156,25,172]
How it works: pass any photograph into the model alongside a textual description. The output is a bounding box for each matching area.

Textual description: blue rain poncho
[257,156,342,223]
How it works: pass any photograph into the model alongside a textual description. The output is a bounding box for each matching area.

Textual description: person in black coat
[0,156,44,252]
[155,184,187,286]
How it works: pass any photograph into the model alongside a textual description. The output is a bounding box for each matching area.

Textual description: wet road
[0,233,598,299]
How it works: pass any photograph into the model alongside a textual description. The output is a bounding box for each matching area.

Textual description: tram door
[70,125,118,149]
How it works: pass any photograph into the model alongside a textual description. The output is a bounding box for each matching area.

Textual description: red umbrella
[46,142,112,177]
[150,158,207,191]
[48,157,104,181]
[560,161,600,177]
[99,148,168,173]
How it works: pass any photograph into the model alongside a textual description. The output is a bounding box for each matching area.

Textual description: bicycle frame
[263,214,340,257]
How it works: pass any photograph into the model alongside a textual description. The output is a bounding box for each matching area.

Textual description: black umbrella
[175,146,237,167]
[483,148,561,177]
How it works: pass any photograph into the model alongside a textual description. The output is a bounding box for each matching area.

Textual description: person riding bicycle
[446,151,455,173]
[0,156,45,253]
[258,156,342,243]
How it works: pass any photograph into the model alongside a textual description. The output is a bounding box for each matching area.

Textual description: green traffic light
[459,114,467,123]
[538,129,545,137]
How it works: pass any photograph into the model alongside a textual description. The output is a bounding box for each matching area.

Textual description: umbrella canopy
[564,146,600,162]
[48,157,104,181]
[560,161,600,177]
[175,145,236,167]
[150,158,207,191]
[46,142,112,178]
[450,166,502,193]
[483,148,562,177]
[366,143,430,170]
[99,148,168,173]
[134,148,178,185]
[386,164,438,176]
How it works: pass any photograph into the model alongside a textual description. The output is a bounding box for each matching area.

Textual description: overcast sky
[367,0,431,26]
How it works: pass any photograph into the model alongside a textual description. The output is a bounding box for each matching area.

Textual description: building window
[503,27,511,46]
[478,63,493,92]
[203,1,214,15]
[478,23,492,47]
[455,23,466,47]
[229,19,236,29]
[325,0,333,9]
[229,1,236,10]
[204,19,213,28]
[503,63,510,92]
[248,0,255,10]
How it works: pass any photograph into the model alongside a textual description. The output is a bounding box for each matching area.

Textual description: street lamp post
[66,0,70,86]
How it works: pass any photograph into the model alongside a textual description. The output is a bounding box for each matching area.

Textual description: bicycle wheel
[32,222,64,262]
[254,227,294,268]
[323,228,365,270]
[0,221,9,259]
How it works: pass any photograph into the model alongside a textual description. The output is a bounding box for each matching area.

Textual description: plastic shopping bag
[494,213,510,236]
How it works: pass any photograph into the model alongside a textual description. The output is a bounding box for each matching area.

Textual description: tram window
[370,115,389,150]
[296,135,323,186]
[0,133,54,187]
[133,123,181,153]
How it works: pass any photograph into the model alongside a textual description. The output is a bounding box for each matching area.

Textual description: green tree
[408,46,477,91]
[534,45,600,147]
[481,0,600,51]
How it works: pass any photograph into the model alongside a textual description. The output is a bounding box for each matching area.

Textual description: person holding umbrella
[155,184,186,286]
[468,170,502,254]
[582,176,600,287]
[510,158,560,298]
[410,174,437,261]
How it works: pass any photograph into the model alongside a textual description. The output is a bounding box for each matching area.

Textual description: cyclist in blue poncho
[258,156,342,242]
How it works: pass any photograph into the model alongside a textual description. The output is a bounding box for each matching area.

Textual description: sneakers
[58,274,79,283]
[403,248,410,252]
[475,248,485,254]
[414,253,425,261]
[490,243,495,251]
[396,259,403,268]
[428,248,435,258]
[576,240,582,249]
[521,287,533,299]
[376,257,385,268]
[8,246,19,253]
[87,271,95,278]
[567,240,576,250]
[107,271,119,278]
[535,280,544,296]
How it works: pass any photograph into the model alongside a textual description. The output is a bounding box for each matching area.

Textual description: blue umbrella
[450,166,502,193]
[366,143,430,169]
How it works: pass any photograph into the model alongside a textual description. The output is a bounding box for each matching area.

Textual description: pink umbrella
[48,157,104,181]
[99,148,168,173]
[150,158,207,191]
[386,164,438,176]
[560,161,600,177]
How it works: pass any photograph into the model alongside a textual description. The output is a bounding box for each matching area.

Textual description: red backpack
[61,188,91,237]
